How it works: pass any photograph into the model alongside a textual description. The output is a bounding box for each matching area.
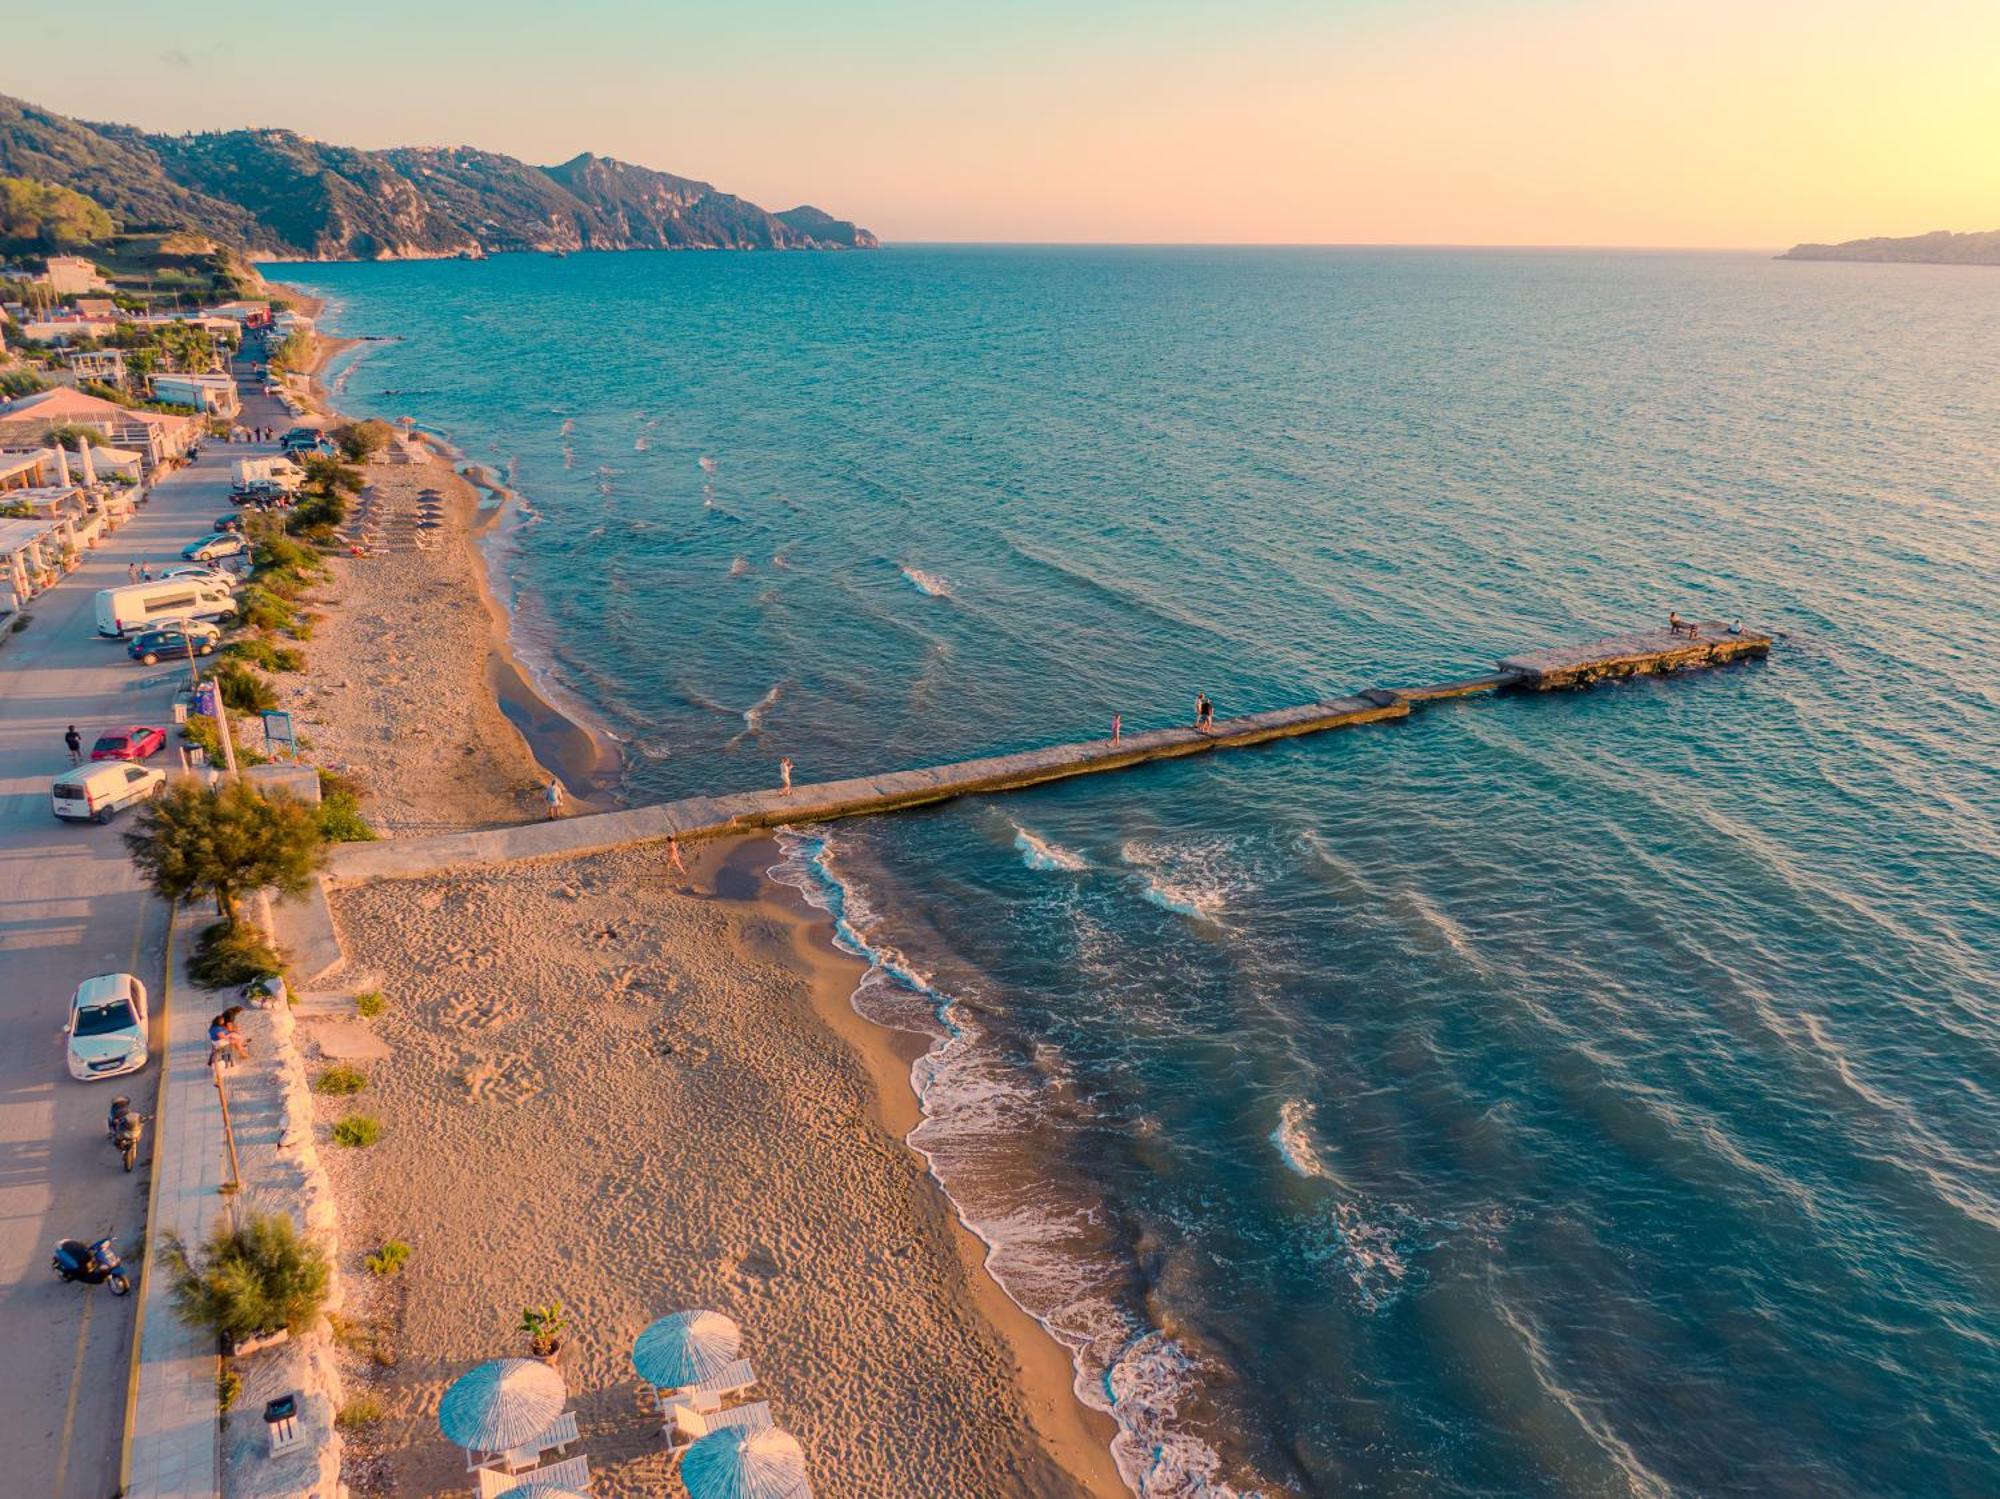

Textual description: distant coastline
[1779,227,2000,265]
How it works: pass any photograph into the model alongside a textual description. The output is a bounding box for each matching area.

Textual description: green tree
[169,1212,330,1345]
[331,420,392,464]
[123,780,326,926]
[0,177,113,248]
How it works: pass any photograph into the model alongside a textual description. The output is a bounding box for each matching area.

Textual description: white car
[65,973,150,1082]
[182,533,249,563]
[52,761,166,822]
[156,564,239,587]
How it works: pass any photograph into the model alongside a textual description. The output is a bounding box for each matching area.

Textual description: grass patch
[365,1240,412,1277]
[314,1063,366,1096]
[225,636,304,673]
[216,661,277,714]
[189,920,283,989]
[331,1114,381,1148]
[218,1367,241,1413]
[354,990,386,1018]
[335,1397,383,1429]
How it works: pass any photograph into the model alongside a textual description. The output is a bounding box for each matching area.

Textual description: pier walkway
[322,621,1769,889]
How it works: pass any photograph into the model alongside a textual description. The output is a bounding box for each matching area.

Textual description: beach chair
[494,1409,580,1474]
[474,1453,590,1497]
[655,1358,757,1415]
[664,1399,774,1448]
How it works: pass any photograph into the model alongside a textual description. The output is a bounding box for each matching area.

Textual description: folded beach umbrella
[682,1425,813,1499]
[436,1357,566,1453]
[632,1308,741,1388]
[506,1488,589,1499]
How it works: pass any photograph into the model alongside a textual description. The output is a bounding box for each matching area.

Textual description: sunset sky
[10,0,1997,247]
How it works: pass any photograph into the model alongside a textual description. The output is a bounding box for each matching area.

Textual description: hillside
[1779,228,2000,265]
[0,93,876,260]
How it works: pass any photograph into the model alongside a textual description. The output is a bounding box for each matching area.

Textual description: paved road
[0,439,251,1498]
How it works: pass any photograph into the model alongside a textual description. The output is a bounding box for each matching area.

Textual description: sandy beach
[278,314,1125,1496]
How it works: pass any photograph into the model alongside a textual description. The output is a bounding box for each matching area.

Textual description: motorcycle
[52,1233,131,1295]
[108,1098,146,1172]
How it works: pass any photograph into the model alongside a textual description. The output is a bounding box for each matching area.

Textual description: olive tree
[123,780,326,926]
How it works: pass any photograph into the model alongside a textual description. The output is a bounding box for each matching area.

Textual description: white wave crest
[901,565,952,598]
[1271,1098,1331,1179]
[1014,825,1088,873]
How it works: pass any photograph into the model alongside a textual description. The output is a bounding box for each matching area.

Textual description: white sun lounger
[655,1358,758,1414]
[493,1409,579,1473]
[665,1399,774,1447]
[475,1452,590,1497]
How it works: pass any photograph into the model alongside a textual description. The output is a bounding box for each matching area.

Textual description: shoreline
[269,272,1131,1496]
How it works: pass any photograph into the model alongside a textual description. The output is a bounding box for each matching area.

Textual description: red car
[90,726,168,762]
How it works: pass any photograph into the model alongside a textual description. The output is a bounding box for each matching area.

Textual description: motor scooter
[52,1233,131,1295]
[108,1097,146,1172]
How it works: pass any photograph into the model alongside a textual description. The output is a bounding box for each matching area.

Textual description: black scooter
[53,1234,131,1295]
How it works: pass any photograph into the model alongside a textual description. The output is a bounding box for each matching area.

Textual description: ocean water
[283,248,2000,1498]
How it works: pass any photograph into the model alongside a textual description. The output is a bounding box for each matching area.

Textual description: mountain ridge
[0,93,875,260]
[1778,227,2000,265]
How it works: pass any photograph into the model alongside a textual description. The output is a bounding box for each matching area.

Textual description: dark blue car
[127,623,220,664]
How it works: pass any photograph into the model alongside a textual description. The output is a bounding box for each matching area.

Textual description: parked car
[181,533,248,563]
[127,622,220,665]
[155,564,237,586]
[89,726,167,762]
[52,761,166,823]
[212,513,245,532]
[65,974,150,1082]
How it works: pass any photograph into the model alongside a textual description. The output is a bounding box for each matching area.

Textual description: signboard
[261,710,297,760]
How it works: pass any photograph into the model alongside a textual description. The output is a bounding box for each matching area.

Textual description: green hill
[0,92,876,260]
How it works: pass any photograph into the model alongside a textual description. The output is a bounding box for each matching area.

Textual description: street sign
[262,710,296,759]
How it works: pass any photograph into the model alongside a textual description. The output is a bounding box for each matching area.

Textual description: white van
[52,761,166,823]
[95,580,236,638]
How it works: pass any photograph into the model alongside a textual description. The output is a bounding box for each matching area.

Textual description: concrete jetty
[323,620,1771,887]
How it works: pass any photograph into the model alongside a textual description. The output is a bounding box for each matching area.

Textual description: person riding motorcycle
[107,1095,136,1140]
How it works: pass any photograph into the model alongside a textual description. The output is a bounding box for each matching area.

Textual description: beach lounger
[475,1453,590,1497]
[665,1399,774,1447]
[655,1358,757,1415]
[495,1409,580,1474]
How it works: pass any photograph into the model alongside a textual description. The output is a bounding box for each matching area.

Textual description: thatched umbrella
[437,1358,565,1456]
[681,1426,812,1499]
[632,1309,741,1390]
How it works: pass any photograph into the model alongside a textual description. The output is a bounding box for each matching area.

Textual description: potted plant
[519,1301,567,1363]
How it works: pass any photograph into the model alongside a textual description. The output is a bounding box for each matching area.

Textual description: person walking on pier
[780,757,795,796]
[64,725,82,765]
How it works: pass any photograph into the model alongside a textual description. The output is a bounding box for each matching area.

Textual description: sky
[6,0,1998,247]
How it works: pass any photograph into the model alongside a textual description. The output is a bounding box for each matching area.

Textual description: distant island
[1779,228,2000,265]
[0,93,875,261]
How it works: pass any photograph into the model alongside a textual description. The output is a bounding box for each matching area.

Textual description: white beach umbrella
[436,1358,566,1453]
[632,1309,741,1389]
[54,444,71,484]
[78,439,97,486]
[682,1426,812,1499]
[505,1488,589,1499]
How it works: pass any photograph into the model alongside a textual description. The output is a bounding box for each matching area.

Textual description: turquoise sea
[282,247,2000,1497]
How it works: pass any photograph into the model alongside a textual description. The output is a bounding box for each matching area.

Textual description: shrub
[225,636,303,673]
[232,583,301,635]
[189,920,284,989]
[354,990,386,1018]
[336,1397,383,1429]
[216,662,277,714]
[365,1240,411,1277]
[332,420,392,464]
[332,1114,381,1148]
[318,786,375,843]
[0,367,49,398]
[218,1367,241,1413]
[169,1212,330,1345]
[315,1063,366,1096]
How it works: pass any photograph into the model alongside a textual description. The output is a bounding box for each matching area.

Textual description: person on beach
[139,564,151,582]
[544,778,565,819]
[780,757,795,795]
[127,562,138,583]
[1112,713,1122,746]
[668,838,688,875]
[1668,611,1685,636]
[1728,618,1743,635]
[64,725,82,765]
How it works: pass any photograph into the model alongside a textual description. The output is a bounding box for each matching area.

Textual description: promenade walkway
[123,908,223,1499]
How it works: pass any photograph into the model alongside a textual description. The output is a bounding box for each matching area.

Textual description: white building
[151,372,240,418]
[40,255,110,296]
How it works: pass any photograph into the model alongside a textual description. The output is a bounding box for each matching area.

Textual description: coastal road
[0,440,250,1498]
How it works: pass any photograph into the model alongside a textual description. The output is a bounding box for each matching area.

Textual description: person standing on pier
[1112,714,1122,746]
[780,757,795,795]
[543,778,565,820]
[1195,694,1214,732]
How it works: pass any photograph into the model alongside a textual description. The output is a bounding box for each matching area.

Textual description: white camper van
[94,579,236,638]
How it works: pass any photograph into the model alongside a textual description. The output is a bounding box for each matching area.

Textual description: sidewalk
[123,908,223,1499]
